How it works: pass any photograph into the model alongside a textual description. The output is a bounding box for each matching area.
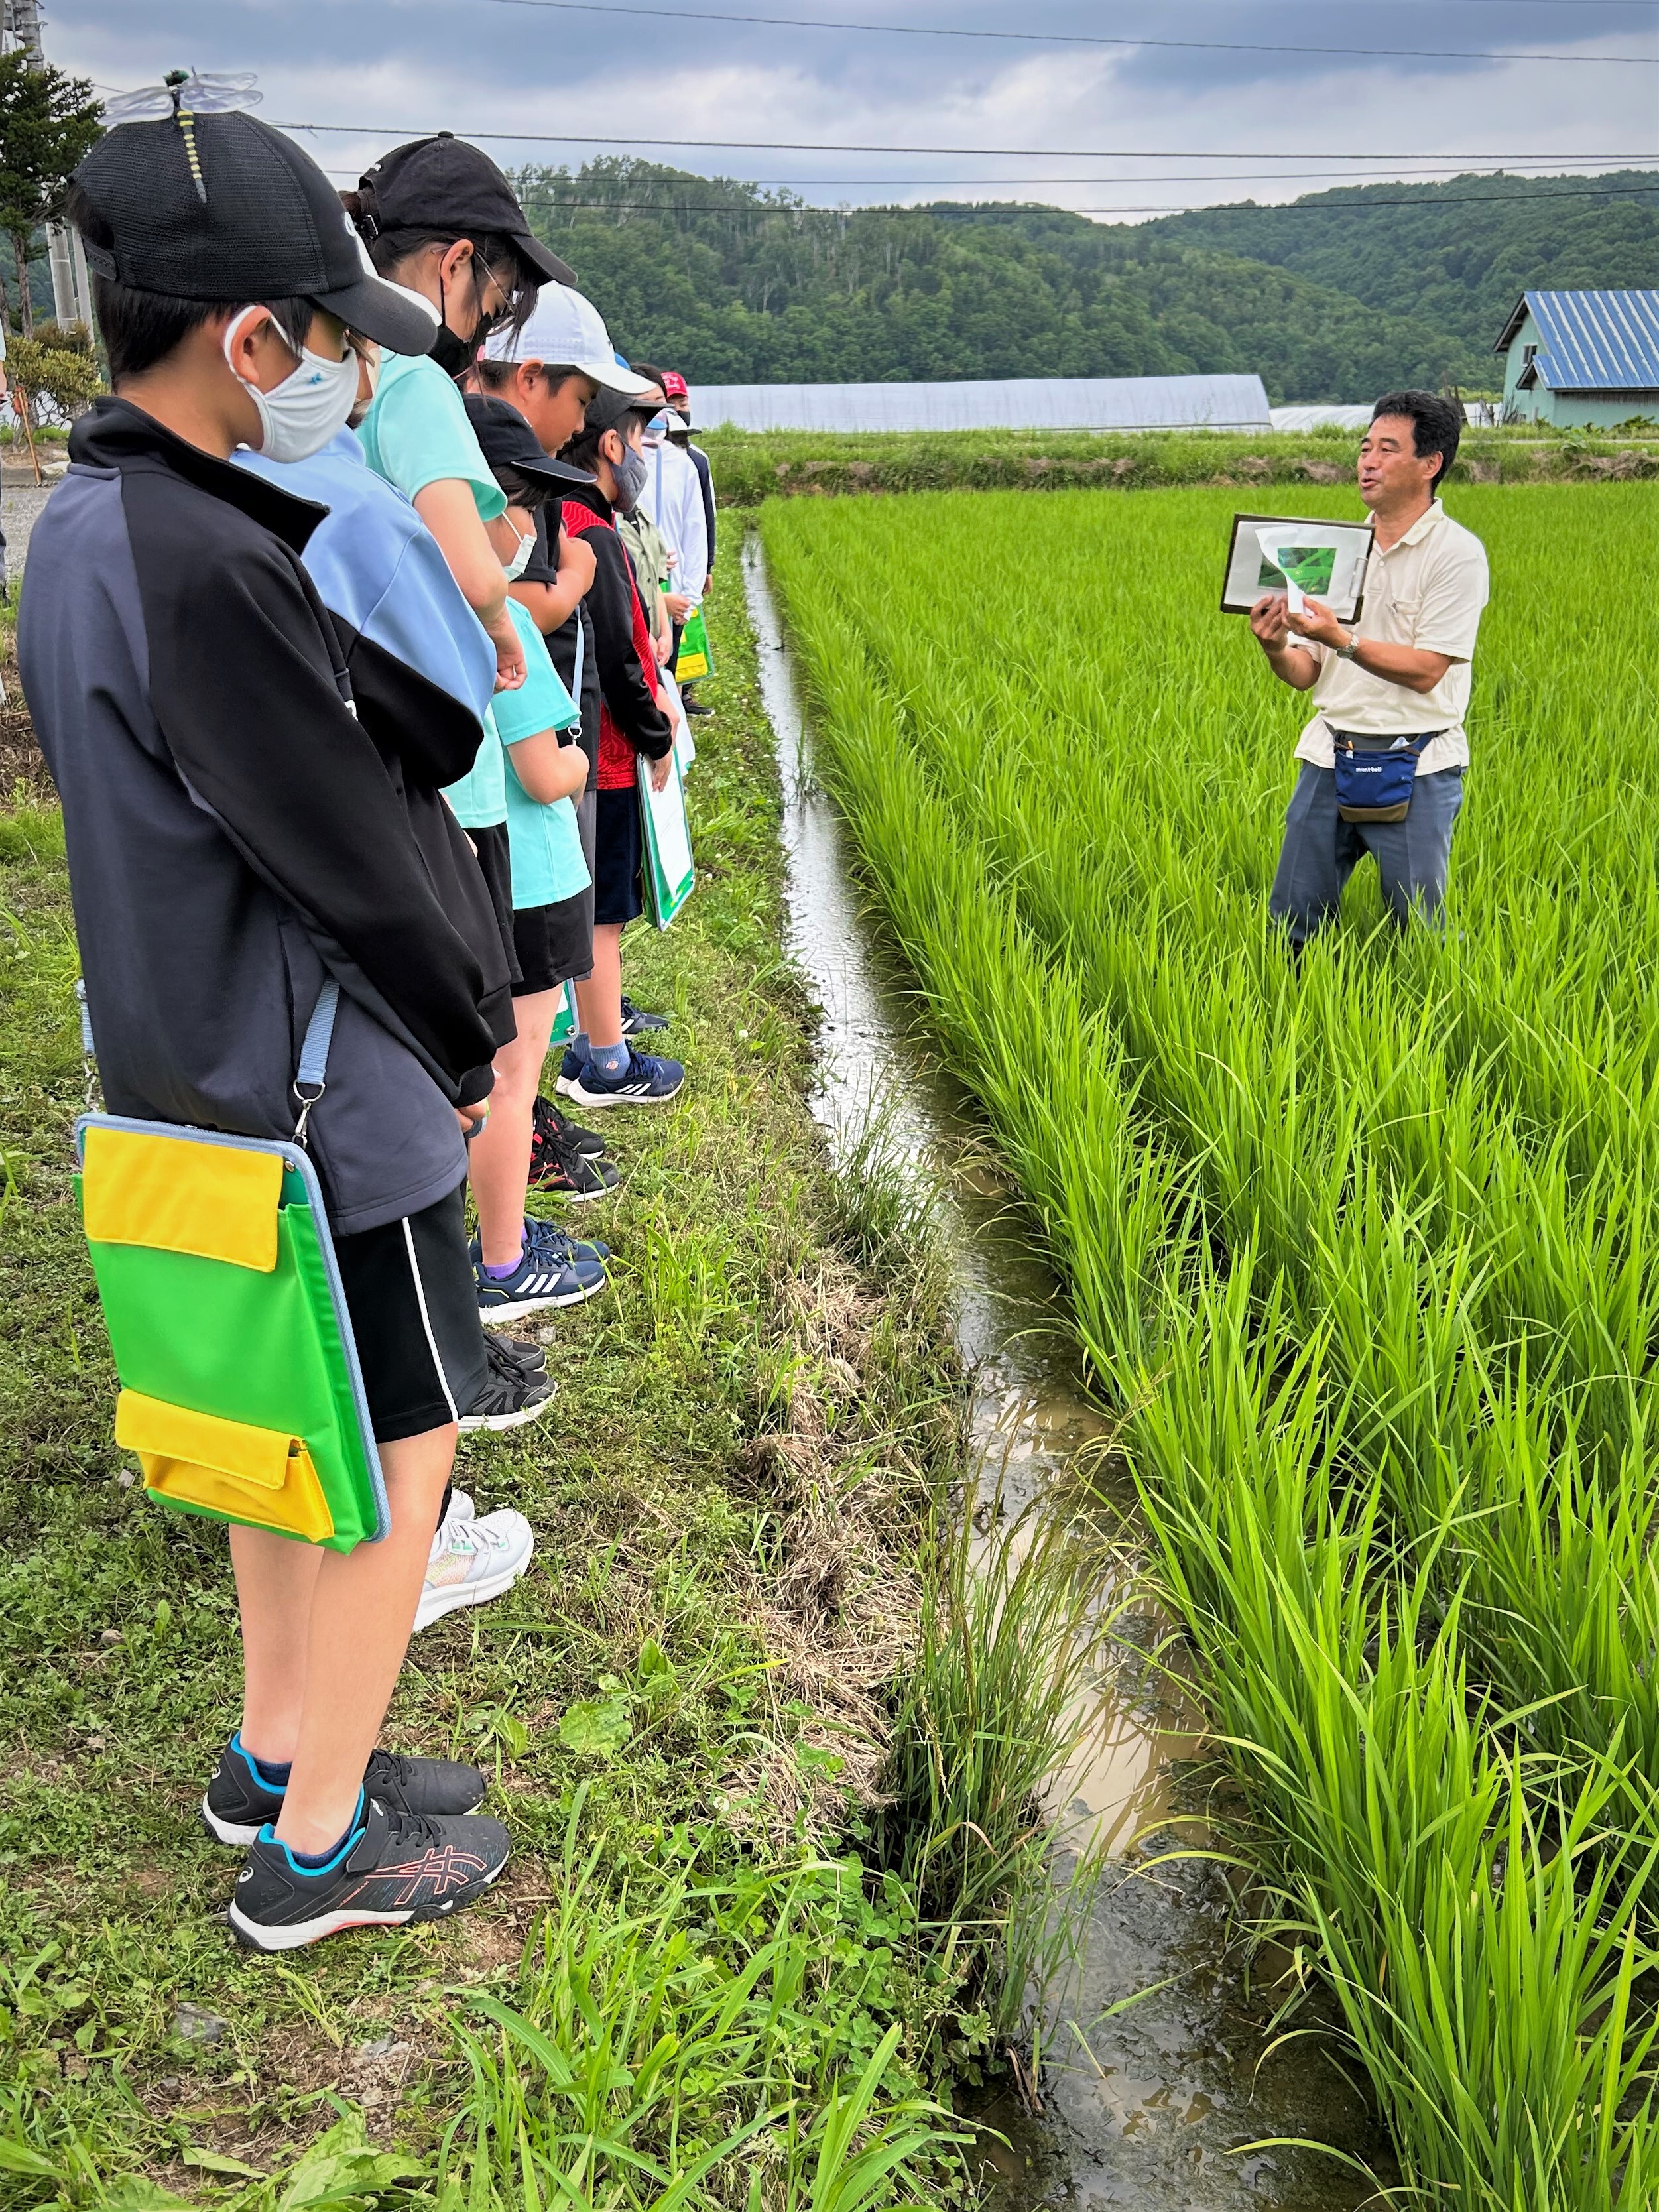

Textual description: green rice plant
[757,480,1659,2199]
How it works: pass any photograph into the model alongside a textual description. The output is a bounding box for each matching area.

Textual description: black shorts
[332,1182,485,1442]
[511,894,593,998]
[594,785,645,928]
[469,822,522,989]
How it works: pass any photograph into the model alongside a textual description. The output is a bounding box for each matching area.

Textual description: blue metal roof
[1505,290,1659,393]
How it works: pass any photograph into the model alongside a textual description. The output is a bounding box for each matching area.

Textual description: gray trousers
[1268,761,1465,948]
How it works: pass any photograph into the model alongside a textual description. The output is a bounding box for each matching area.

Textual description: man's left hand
[1285,595,1350,652]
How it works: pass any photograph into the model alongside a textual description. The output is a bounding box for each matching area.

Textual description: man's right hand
[1249,593,1292,653]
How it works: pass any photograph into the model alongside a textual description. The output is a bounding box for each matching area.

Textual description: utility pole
[1,0,92,330]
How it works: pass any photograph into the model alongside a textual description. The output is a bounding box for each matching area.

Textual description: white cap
[481,282,658,395]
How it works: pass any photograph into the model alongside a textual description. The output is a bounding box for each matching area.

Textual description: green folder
[638,753,695,930]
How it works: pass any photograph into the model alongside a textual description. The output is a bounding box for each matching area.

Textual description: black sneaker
[493,1335,547,1377]
[459,1334,558,1432]
[531,1131,620,1202]
[228,1796,510,1952]
[201,1735,485,1848]
[619,996,670,1035]
[682,698,713,719]
[533,1092,606,1161]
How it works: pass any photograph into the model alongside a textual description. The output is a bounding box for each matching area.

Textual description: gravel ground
[0,479,60,587]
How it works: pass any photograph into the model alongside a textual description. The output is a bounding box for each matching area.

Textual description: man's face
[519,364,597,455]
[1357,414,1439,511]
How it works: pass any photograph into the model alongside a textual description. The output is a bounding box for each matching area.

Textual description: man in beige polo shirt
[1251,389,1489,948]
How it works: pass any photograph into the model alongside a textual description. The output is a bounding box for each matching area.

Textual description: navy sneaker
[471,1231,605,1324]
[533,1093,607,1161]
[619,997,670,1036]
[526,1213,610,1270]
[228,1795,510,1953]
[563,1046,686,1110]
[202,1735,485,1849]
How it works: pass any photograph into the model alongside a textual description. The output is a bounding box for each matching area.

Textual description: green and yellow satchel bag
[73,981,388,1552]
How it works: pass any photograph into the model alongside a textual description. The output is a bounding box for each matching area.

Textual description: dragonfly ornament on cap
[100,70,261,204]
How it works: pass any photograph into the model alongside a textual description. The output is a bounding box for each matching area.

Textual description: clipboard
[637,751,695,930]
[548,979,578,1048]
[1221,513,1373,623]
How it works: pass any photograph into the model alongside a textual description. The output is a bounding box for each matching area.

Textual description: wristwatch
[1335,631,1361,662]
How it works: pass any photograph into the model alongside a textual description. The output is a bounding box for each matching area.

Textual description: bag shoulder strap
[291,979,339,1145]
[74,973,340,1147]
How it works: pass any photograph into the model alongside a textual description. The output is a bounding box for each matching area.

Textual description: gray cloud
[40,0,1659,216]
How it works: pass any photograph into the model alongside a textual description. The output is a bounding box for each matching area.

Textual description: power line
[477,0,1659,62]
[276,122,1659,159]
[322,162,1659,186]
[321,182,1659,214]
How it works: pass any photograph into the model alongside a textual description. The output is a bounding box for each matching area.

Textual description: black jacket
[19,399,501,1233]
[687,442,715,574]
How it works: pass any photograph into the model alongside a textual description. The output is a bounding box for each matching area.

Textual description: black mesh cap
[359,135,576,288]
[463,393,597,491]
[74,111,440,355]
[584,382,666,437]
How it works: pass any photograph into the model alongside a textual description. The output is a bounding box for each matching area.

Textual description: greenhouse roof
[688,373,1271,434]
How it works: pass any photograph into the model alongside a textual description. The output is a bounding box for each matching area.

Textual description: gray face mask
[611,444,648,516]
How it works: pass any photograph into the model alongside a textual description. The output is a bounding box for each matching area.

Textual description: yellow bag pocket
[83,1127,283,1272]
[115,1390,334,1544]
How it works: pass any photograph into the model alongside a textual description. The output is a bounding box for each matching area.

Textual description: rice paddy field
[759,480,1659,2206]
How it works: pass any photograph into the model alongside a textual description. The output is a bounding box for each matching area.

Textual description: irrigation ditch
[743,534,1392,2209]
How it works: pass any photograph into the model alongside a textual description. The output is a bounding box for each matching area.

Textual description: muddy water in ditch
[744,541,1391,2211]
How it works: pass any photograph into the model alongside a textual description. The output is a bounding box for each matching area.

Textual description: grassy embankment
[0,558,1081,2209]
[704,424,1659,505]
[761,480,1659,2207]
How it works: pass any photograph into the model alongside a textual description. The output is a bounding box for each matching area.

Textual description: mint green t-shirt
[355,351,505,521]
[496,601,589,910]
[442,701,506,831]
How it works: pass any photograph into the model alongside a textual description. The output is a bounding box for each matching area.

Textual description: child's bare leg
[229,1420,457,1856]
[467,989,561,1268]
[574,924,624,1050]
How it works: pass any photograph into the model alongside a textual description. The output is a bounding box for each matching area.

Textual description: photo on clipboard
[637,751,696,930]
[1220,513,1374,623]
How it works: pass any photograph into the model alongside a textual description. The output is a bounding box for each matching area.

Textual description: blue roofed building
[1495,290,1659,429]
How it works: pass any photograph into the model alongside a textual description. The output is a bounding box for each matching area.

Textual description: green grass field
[761,479,1659,2206]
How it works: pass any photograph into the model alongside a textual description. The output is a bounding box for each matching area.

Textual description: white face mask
[225,308,359,464]
[501,526,536,582]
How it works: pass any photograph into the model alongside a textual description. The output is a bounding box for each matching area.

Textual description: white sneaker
[447,1489,475,1522]
[413,1506,533,1632]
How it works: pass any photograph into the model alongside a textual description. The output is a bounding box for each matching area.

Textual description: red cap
[659,370,689,400]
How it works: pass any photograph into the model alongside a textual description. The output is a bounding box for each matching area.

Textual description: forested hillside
[519,162,1655,403]
[1148,170,1659,364]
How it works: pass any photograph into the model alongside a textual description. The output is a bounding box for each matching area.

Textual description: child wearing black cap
[345,135,569,700]
[23,105,517,1950]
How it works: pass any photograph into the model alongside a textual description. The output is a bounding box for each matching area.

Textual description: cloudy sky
[34,0,1659,220]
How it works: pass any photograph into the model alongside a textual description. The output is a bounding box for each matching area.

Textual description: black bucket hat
[463,393,597,491]
[72,110,441,356]
[358,135,576,288]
